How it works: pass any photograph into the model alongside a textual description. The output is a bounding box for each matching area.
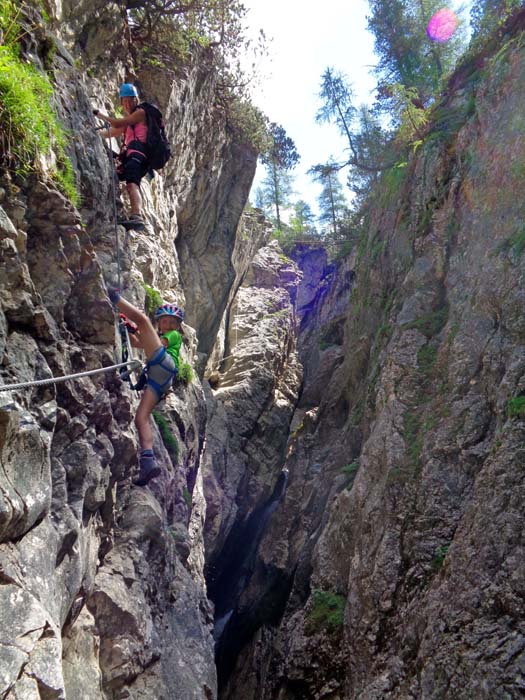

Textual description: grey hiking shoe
[133,450,161,486]
[118,214,145,231]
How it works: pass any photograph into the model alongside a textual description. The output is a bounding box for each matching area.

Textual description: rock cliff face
[0,1,257,698]
[2,4,525,700]
[215,12,525,700]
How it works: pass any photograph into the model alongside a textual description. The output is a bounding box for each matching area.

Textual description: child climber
[108,286,183,485]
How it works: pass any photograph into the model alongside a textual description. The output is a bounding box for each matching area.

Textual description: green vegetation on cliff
[507,396,525,418]
[0,0,78,202]
[143,284,163,317]
[306,589,346,634]
[152,410,179,462]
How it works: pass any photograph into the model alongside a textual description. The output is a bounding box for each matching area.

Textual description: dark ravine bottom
[207,469,292,694]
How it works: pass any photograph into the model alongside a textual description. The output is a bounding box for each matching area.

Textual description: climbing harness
[143,346,178,398]
[0,358,142,393]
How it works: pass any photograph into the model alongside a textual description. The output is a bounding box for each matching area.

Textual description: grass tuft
[152,410,179,462]
[177,361,194,384]
[0,2,78,203]
[142,284,163,317]
[507,396,525,419]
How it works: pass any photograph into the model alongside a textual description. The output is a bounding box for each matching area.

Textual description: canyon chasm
[1,3,525,699]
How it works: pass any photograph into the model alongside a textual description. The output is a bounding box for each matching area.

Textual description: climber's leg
[134,387,158,451]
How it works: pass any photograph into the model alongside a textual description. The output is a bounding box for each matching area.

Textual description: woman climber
[108,286,183,485]
[93,83,148,231]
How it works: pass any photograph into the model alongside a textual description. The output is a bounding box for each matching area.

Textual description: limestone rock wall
[4,3,525,700]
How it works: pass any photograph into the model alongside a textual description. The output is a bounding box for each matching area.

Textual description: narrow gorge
[1,3,525,699]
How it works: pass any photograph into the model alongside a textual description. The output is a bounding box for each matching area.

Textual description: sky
[242,0,470,218]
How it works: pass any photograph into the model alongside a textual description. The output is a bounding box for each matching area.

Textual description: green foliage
[256,167,295,231]
[152,410,179,462]
[341,461,359,490]
[390,83,431,144]
[375,323,393,344]
[306,589,346,634]
[128,0,269,155]
[182,486,192,507]
[511,160,525,180]
[369,236,386,262]
[404,307,448,339]
[51,159,78,203]
[507,396,525,419]
[470,0,522,42]
[309,161,350,238]
[288,200,318,237]
[351,399,365,426]
[261,122,300,170]
[417,344,438,374]
[497,225,525,259]
[368,0,467,107]
[142,284,163,316]
[257,122,300,230]
[0,1,78,203]
[178,361,194,384]
[431,544,450,570]
[378,162,409,209]
[226,96,270,152]
[427,97,477,147]
[333,239,355,259]
[316,67,356,136]
[447,323,459,345]
[128,0,256,70]
[315,68,395,195]
[341,461,358,475]
[169,526,185,541]
[0,0,21,46]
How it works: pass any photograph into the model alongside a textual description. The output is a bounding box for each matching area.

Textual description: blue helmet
[155,303,184,321]
[119,83,139,98]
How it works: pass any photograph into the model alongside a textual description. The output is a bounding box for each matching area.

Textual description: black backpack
[138,102,172,171]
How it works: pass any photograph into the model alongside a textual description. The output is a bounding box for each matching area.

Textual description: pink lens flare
[427,8,459,43]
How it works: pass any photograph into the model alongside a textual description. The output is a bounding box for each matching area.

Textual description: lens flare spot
[427,8,459,43]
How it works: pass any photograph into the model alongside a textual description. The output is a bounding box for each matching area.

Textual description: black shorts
[117,152,148,186]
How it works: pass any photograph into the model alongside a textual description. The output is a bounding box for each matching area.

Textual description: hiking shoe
[117,214,145,231]
[133,450,161,486]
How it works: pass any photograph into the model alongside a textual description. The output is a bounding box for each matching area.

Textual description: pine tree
[316,68,393,174]
[289,200,318,238]
[255,167,295,231]
[258,122,300,230]
[309,163,350,239]
[367,0,467,106]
